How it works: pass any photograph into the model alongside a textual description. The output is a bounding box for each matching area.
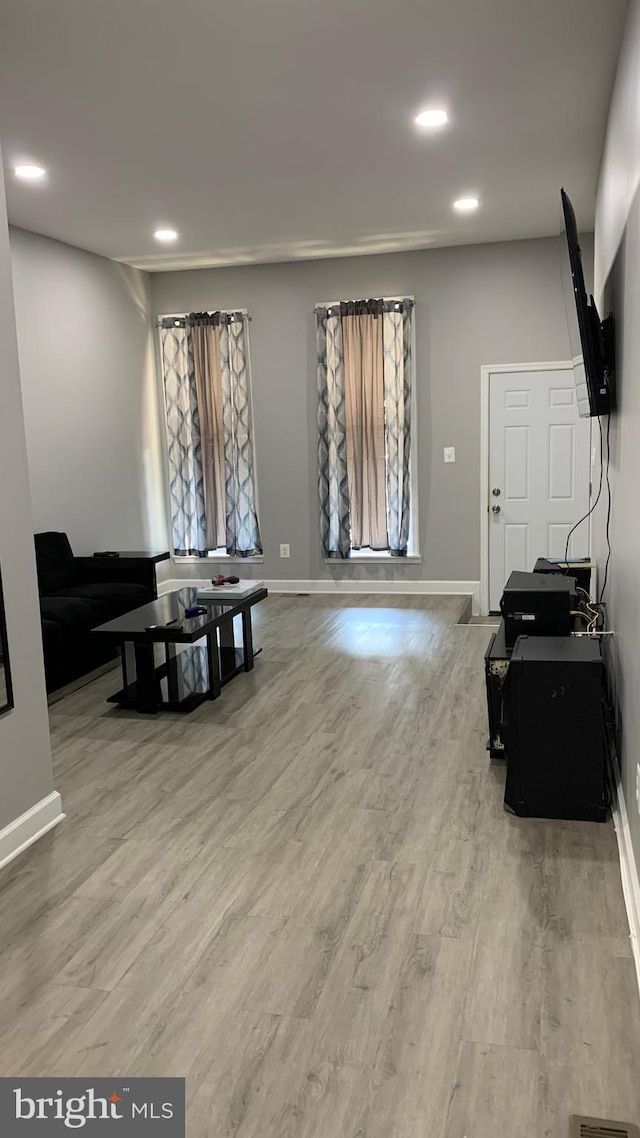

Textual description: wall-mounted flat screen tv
[560,188,614,418]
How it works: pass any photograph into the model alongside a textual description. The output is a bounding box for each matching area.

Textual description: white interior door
[488,368,591,611]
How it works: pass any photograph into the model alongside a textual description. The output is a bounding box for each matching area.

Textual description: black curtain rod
[314,297,414,315]
[155,311,251,328]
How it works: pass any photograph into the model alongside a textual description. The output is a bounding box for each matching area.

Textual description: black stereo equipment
[500,570,575,649]
[503,635,606,822]
[533,557,593,594]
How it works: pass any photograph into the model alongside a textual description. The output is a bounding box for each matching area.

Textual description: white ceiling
[0,0,628,271]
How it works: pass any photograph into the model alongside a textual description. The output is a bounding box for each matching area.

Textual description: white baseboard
[161,577,480,612]
[611,772,640,997]
[0,791,65,872]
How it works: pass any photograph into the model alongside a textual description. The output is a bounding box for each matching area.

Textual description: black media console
[485,564,607,823]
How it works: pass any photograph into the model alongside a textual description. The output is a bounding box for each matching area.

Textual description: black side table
[78,550,170,599]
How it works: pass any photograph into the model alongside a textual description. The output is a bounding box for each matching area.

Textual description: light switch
[444,446,456,463]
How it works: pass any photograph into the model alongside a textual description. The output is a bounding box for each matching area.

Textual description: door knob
[492,504,501,514]
[492,488,501,496]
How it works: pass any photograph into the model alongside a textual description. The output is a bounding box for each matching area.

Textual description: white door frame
[479,360,583,616]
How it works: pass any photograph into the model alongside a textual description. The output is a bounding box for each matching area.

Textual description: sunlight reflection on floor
[328,606,449,657]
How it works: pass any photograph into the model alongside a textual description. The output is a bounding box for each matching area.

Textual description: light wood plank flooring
[1,594,639,1136]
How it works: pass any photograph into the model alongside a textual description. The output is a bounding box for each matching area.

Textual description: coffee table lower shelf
[106,646,262,713]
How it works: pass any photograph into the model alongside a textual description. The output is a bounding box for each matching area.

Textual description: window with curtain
[316,297,415,559]
[159,311,262,558]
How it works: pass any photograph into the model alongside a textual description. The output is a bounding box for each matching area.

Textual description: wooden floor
[1,594,639,1136]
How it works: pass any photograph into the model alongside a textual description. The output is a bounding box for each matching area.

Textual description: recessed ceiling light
[14,164,46,181]
[154,228,178,242]
[453,196,479,212]
[415,108,449,129]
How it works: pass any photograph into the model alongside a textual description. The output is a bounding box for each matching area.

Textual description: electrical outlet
[636,764,640,815]
[280,543,290,559]
[444,446,456,463]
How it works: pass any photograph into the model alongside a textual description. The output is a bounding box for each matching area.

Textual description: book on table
[196,580,265,603]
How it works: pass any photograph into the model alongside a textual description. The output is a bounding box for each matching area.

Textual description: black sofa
[35,532,153,692]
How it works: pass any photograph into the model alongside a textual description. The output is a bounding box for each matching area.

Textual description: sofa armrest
[72,553,160,596]
[73,557,153,590]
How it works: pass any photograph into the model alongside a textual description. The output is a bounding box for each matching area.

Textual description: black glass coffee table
[92,586,267,713]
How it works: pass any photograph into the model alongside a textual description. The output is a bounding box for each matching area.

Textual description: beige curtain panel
[342,311,388,550]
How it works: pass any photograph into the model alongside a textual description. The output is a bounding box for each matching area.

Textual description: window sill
[323,554,422,565]
[173,554,265,565]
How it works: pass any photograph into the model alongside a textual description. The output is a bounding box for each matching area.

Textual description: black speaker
[503,635,606,822]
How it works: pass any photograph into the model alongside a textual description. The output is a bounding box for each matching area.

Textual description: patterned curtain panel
[216,316,262,557]
[160,324,207,556]
[383,304,413,555]
[160,313,262,558]
[317,308,351,558]
[316,298,414,558]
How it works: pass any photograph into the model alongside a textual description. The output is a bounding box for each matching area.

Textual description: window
[316,297,416,559]
[159,310,262,559]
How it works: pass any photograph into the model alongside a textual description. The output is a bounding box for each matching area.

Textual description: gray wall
[0,153,55,832]
[595,0,640,875]
[152,236,579,584]
[10,227,167,555]
[9,227,588,586]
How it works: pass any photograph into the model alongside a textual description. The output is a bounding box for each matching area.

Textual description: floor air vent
[570,1117,640,1138]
